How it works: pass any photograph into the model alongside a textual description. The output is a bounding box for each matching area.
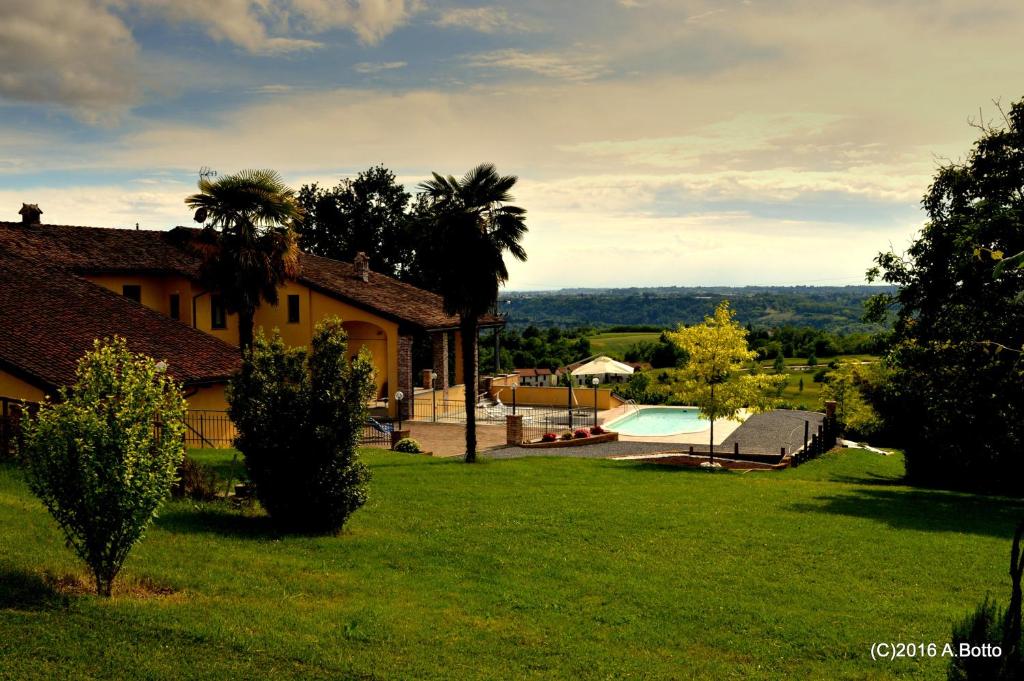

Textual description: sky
[0,0,1021,290]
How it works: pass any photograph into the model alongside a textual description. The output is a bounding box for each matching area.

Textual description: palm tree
[185,170,301,353]
[419,164,528,462]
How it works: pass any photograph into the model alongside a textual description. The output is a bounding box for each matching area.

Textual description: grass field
[2,449,1020,679]
[587,332,660,358]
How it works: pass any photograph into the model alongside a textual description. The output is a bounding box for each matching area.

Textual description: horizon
[2,1,1021,288]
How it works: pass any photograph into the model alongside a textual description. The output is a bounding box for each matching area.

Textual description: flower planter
[522,432,619,448]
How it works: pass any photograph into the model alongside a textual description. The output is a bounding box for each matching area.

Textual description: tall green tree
[668,302,784,463]
[866,98,1024,493]
[295,165,417,281]
[185,169,301,353]
[419,164,528,462]
[21,338,186,596]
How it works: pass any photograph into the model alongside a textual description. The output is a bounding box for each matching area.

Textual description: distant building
[514,367,557,387]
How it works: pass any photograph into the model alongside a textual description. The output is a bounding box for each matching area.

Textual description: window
[122,284,141,303]
[169,294,180,321]
[211,294,227,329]
[287,294,300,324]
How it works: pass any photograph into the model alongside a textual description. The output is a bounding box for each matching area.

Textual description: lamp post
[592,376,600,428]
[395,390,404,430]
[567,375,573,430]
[430,372,438,422]
[511,383,517,416]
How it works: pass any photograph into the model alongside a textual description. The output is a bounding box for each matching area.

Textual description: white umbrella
[571,356,635,377]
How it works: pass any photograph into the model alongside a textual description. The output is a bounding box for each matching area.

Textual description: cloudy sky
[1,0,1020,289]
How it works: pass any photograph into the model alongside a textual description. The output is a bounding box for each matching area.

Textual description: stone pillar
[398,334,413,421]
[506,414,524,445]
[824,400,837,419]
[421,369,434,390]
[431,331,449,390]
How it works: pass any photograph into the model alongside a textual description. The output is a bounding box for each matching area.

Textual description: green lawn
[1,449,1019,679]
[587,332,660,358]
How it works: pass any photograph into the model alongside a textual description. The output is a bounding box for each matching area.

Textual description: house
[0,207,503,419]
[513,367,556,387]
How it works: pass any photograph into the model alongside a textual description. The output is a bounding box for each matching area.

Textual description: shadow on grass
[828,471,907,487]
[788,488,1024,538]
[0,566,70,611]
[156,506,283,540]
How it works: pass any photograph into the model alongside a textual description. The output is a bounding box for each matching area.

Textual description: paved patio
[401,421,508,458]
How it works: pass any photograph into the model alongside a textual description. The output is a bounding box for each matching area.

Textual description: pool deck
[489,408,825,460]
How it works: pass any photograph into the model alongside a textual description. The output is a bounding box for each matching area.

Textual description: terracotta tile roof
[0,222,503,332]
[0,250,239,392]
[0,221,201,276]
[514,368,553,377]
[297,252,504,331]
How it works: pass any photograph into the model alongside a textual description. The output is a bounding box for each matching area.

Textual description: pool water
[607,407,710,436]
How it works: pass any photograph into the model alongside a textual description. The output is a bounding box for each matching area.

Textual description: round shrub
[560,432,574,441]
[229,319,375,533]
[393,438,422,454]
[590,425,606,435]
[541,433,557,442]
[21,338,186,596]
[574,429,590,439]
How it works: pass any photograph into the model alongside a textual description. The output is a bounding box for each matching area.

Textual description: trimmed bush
[21,338,186,596]
[172,456,221,501]
[229,319,375,533]
[573,429,590,439]
[393,438,422,454]
[560,432,574,441]
[540,433,557,442]
[590,425,606,435]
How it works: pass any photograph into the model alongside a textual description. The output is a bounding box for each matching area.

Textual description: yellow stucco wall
[0,369,47,402]
[309,291,397,408]
[85,274,197,326]
[82,273,403,416]
[184,384,230,411]
[491,385,618,410]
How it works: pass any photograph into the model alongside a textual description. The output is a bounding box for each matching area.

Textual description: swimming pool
[606,407,710,437]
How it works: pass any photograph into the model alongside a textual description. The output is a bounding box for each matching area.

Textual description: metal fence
[183,410,400,449]
[361,417,396,447]
[0,415,17,459]
[184,410,237,449]
[521,410,598,443]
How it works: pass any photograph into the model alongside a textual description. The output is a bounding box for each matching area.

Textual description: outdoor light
[430,372,438,422]
[592,377,600,428]
[155,361,168,372]
[395,390,404,430]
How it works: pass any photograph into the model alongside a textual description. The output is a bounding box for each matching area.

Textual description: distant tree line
[501,287,893,334]
[478,326,592,372]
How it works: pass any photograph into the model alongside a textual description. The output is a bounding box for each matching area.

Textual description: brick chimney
[353,251,370,282]
[19,203,42,225]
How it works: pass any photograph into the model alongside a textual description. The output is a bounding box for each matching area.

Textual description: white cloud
[0,0,139,119]
[353,60,408,74]
[465,49,608,81]
[129,0,420,53]
[434,7,532,33]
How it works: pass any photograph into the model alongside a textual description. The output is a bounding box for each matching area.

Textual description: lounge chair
[367,417,394,434]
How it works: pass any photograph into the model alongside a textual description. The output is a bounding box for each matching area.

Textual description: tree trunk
[460,315,479,463]
[238,307,255,355]
[708,383,715,465]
